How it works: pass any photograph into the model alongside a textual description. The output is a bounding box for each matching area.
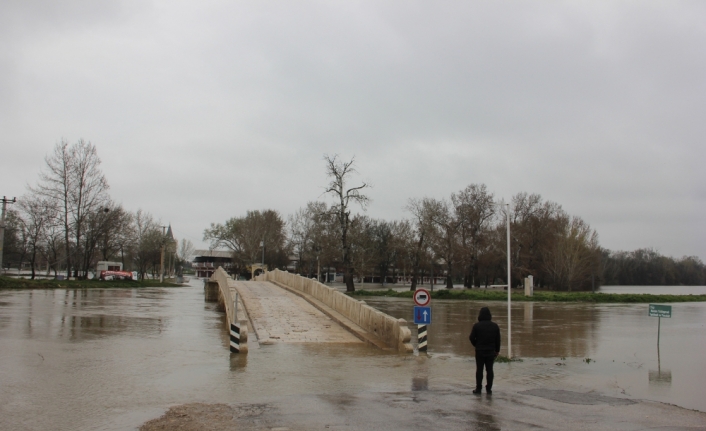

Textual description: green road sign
[649,304,672,318]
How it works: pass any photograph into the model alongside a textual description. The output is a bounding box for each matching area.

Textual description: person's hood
[478,307,492,321]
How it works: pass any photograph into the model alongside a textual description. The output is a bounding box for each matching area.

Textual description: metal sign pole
[649,304,670,370]
[657,316,661,371]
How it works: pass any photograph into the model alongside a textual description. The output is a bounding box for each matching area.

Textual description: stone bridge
[205,267,413,353]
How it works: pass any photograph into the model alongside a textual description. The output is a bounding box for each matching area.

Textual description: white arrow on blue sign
[414,306,432,325]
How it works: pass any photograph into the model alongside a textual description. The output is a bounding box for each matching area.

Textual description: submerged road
[1,281,704,430]
[232,280,362,345]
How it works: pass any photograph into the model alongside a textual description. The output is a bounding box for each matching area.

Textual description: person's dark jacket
[469,307,501,353]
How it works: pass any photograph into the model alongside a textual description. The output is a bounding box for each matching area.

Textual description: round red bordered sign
[413,288,431,307]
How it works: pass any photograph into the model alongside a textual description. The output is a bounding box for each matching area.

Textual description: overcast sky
[1,0,704,259]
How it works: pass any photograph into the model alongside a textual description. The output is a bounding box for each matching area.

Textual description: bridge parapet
[256,269,412,352]
[209,267,248,353]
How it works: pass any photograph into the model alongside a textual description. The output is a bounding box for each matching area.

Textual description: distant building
[192,249,233,278]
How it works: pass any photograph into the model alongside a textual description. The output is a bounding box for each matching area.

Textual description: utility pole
[160,226,166,283]
[0,197,17,275]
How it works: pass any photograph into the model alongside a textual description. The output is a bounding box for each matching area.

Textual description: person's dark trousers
[475,351,495,391]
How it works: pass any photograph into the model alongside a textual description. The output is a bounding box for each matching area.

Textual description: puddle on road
[0,282,704,430]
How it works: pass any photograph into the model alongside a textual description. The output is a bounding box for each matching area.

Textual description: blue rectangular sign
[414,306,432,325]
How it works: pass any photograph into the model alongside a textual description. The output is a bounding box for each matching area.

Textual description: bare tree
[32,140,109,279]
[41,211,65,277]
[371,219,396,285]
[289,203,321,276]
[79,203,125,277]
[424,198,460,289]
[405,198,436,290]
[389,219,414,287]
[18,195,55,279]
[323,155,370,292]
[1,209,27,273]
[348,215,375,283]
[174,239,195,276]
[311,202,339,282]
[452,184,496,288]
[132,210,162,280]
[95,204,133,263]
[544,215,600,291]
[510,193,564,287]
[177,239,195,263]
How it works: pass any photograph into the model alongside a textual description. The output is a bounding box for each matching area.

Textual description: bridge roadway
[231,280,363,345]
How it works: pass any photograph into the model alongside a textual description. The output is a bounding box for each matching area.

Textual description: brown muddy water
[1,280,705,430]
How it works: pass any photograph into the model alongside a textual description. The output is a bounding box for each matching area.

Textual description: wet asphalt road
[140,384,706,431]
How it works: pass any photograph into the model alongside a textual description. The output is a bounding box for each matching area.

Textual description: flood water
[1,280,705,430]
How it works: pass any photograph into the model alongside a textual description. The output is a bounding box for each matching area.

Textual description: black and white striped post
[230,322,241,353]
[413,289,431,353]
[417,324,428,352]
[230,292,241,353]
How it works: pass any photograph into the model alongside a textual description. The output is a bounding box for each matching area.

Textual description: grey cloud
[1,0,704,258]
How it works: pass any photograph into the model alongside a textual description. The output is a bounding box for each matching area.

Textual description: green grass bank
[0,276,182,290]
[349,288,706,303]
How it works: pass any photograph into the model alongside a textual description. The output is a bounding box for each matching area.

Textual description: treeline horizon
[205,208,706,290]
[4,145,703,288]
[204,158,706,290]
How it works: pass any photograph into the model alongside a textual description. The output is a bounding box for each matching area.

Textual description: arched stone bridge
[205,267,413,353]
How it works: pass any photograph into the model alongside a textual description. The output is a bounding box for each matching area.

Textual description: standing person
[469,307,501,394]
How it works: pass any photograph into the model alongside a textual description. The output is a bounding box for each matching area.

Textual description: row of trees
[204,156,617,291]
[602,248,706,286]
[1,140,194,280]
[205,156,706,291]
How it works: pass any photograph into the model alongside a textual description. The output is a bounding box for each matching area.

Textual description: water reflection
[411,357,429,391]
[649,369,672,386]
[472,411,500,431]
[14,288,169,341]
[411,376,428,391]
[649,342,672,387]
[523,301,533,323]
[366,298,601,358]
[229,351,249,371]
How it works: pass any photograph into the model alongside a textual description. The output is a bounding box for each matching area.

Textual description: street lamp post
[505,203,512,358]
[260,237,265,274]
[316,246,321,282]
